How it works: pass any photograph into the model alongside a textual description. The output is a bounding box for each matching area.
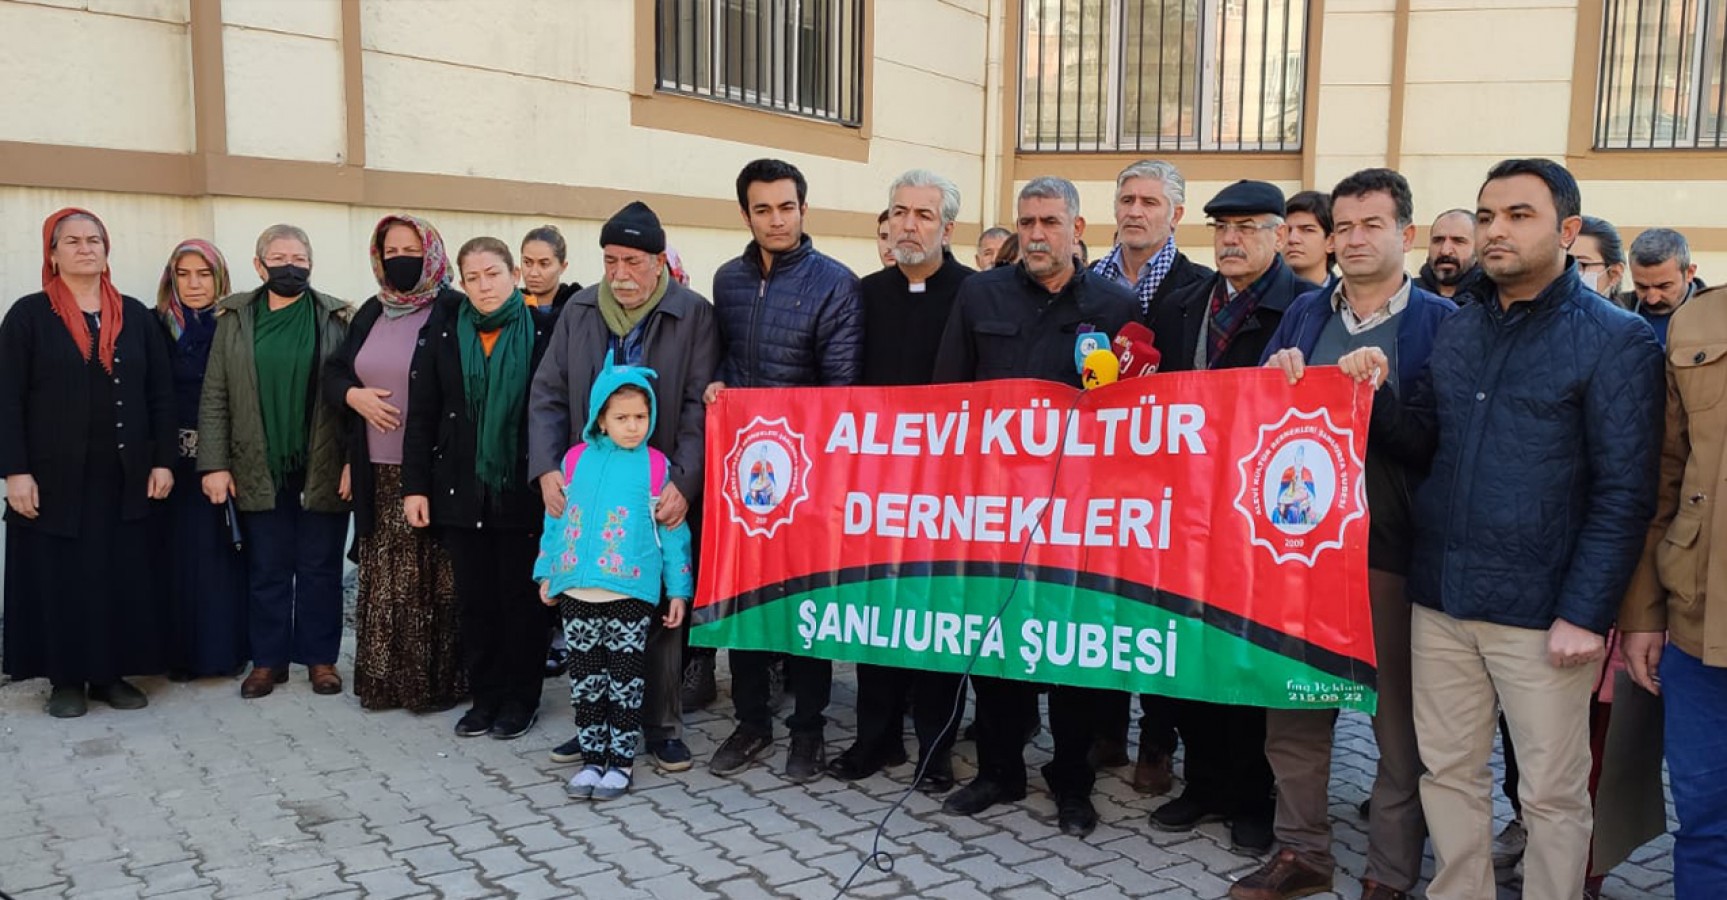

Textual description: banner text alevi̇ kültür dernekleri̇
[692,368,1379,713]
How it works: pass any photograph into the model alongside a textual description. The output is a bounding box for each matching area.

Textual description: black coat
[546,281,583,315]
[1152,257,1317,372]
[401,295,554,531]
[932,263,1140,385]
[322,289,461,539]
[0,293,176,537]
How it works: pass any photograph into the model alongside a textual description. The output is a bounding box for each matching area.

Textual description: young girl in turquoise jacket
[534,363,692,800]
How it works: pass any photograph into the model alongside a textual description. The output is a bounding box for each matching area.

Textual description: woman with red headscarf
[0,208,177,717]
[155,239,250,680]
[322,214,465,712]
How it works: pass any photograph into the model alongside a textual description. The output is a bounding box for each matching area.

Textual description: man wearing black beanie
[529,200,721,777]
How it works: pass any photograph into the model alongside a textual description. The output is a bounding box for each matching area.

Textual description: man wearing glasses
[1147,179,1319,851]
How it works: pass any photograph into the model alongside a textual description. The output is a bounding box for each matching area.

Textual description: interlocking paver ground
[0,635,1676,899]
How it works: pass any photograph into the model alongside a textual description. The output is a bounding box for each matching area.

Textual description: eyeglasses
[1207,221,1279,236]
[1575,259,1607,272]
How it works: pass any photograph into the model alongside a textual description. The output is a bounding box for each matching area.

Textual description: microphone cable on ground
[833,388,1087,899]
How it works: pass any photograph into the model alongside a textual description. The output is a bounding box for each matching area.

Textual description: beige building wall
[0,0,994,308]
[0,0,1723,305]
[1017,0,1725,277]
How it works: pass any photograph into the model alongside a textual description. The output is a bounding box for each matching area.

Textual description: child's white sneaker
[592,767,632,801]
[565,765,603,799]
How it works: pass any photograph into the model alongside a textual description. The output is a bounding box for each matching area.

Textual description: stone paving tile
[0,650,1679,900]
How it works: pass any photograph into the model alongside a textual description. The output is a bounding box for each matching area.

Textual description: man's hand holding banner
[693,368,1379,713]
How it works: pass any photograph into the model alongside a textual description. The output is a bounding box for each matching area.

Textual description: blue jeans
[1662,644,1727,898]
[242,478,347,669]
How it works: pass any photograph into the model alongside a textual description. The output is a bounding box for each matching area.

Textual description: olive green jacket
[197,286,353,513]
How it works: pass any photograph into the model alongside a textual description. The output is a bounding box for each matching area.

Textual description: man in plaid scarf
[1089,160,1216,794]
[1145,178,1320,853]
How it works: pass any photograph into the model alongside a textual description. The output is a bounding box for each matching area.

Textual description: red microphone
[1113,321,1161,379]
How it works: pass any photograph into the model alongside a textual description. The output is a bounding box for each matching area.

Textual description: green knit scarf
[252,291,317,486]
[458,289,533,493]
[597,269,669,337]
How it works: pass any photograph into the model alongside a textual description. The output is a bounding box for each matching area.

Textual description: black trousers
[1103,692,1181,758]
[972,675,1113,796]
[731,649,831,737]
[1171,697,1274,816]
[443,527,547,712]
[852,663,964,762]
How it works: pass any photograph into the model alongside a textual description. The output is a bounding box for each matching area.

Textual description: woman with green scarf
[402,237,553,740]
[198,224,352,700]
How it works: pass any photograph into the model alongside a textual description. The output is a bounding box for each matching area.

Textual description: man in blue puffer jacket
[1408,158,1664,900]
[703,158,863,784]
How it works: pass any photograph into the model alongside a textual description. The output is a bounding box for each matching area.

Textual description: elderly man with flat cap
[1146,179,1318,853]
[528,200,721,776]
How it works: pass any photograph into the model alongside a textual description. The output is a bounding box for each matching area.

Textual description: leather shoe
[241,666,288,699]
[1229,849,1332,900]
[1132,748,1175,795]
[87,679,148,710]
[1149,792,1225,832]
[1359,880,1409,900]
[914,754,956,795]
[46,685,87,718]
[308,664,342,695]
[941,778,1025,817]
[1055,792,1098,837]
[826,742,909,780]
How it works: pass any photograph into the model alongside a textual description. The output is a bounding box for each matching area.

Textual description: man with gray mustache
[528,201,721,777]
[933,176,1139,838]
[1147,179,1319,853]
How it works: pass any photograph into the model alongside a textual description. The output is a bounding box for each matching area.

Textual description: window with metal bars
[1595,0,1727,149]
[1019,0,1308,152]
[655,0,866,128]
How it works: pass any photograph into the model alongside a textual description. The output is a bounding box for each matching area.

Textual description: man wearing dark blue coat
[703,158,863,784]
[1239,168,1453,900]
[1408,159,1664,900]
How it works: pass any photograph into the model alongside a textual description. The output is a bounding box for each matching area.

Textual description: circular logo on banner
[721,416,812,538]
[1262,438,1336,534]
[1234,408,1364,566]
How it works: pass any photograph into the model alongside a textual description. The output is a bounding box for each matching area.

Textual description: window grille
[656,0,866,128]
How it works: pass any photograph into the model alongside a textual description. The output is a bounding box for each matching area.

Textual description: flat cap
[1203,180,1286,218]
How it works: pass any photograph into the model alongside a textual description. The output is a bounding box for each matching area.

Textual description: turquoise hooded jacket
[532,363,694,604]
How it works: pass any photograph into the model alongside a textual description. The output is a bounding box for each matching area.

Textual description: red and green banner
[693,369,1378,712]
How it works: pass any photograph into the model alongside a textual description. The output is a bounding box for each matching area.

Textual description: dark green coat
[197,286,353,513]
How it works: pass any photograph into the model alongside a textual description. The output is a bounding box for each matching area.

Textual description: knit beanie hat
[599,201,667,254]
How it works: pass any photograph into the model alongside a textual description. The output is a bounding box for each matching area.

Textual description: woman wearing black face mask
[323,214,465,712]
[198,223,353,700]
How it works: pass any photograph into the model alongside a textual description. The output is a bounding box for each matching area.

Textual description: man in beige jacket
[1619,282,1727,897]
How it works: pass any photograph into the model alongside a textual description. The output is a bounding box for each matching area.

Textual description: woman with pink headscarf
[323,214,465,712]
[155,238,250,680]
